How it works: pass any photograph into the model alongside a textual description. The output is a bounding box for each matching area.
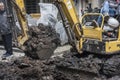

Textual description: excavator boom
[4,0,29,49]
[54,0,120,54]
[55,0,81,38]
[54,0,83,51]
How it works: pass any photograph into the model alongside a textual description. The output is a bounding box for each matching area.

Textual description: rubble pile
[0,56,81,80]
[48,52,120,80]
[103,55,120,77]
[1,52,120,80]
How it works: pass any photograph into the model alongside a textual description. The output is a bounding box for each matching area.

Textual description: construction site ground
[0,44,120,80]
[0,24,120,80]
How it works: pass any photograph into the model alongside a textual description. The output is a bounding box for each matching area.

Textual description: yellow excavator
[5,0,120,60]
[53,0,120,55]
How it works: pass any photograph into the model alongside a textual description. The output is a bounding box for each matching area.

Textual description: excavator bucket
[23,24,60,60]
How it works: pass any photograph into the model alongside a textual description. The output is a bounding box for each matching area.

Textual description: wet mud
[1,52,120,80]
[24,24,60,59]
[48,52,120,80]
[1,24,120,80]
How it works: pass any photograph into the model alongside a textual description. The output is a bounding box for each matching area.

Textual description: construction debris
[1,51,120,80]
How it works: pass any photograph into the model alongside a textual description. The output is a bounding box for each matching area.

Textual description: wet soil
[1,24,120,80]
[0,57,53,80]
[103,55,120,77]
[47,51,120,80]
[24,24,60,59]
[1,52,120,80]
[0,56,82,80]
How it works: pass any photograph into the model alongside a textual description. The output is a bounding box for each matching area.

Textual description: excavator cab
[81,13,120,54]
[82,13,103,40]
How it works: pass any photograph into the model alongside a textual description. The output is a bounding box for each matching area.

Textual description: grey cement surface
[0,44,71,62]
[0,45,25,62]
[52,44,72,58]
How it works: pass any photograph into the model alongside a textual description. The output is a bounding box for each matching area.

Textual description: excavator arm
[14,0,29,48]
[54,0,83,52]
[4,0,29,49]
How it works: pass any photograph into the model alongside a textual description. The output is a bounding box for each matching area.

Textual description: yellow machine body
[55,0,120,54]
[6,0,120,54]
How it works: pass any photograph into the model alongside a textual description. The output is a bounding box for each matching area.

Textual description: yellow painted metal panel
[106,41,120,53]
[57,0,83,51]
[13,0,29,47]
[118,27,120,41]
[59,0,82,38]
[83,27,102,40]
[15,0,26,13]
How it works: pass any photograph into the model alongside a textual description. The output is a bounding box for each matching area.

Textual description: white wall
[74,0,86,18]
[40,0,43,3]
[91,0,100,8]
[89,0,103,8]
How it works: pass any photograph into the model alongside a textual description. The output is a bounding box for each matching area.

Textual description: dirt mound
[54,52,102,74]
[0,57,48,80]
[48,51,120,80]
[50,52,103,80]
[0,56,78,80]
[24,24,60,60]
[1,52,120,80]
[102,55,120,77]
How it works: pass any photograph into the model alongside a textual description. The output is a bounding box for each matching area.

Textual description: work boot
[2,52,13,60]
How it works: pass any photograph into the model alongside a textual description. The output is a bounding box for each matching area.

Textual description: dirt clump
[0,57,45,80]
[48,52,102,80]
[48,51,120,80]
[54,52,102,74]
[24,24,60,60]
[0,56,80,80]
[102,55,120,77]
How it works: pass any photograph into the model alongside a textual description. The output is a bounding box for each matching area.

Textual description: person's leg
[2,33,13,59]
[1,35,7,52]
[4,33,13,54]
